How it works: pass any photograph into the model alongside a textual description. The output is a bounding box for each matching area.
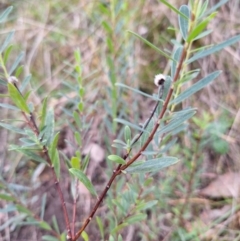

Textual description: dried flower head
[8,76,19,84]
[154,74,166,86]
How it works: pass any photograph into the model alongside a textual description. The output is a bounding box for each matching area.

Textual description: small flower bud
[154,74,165,86]
[8,76,19,84]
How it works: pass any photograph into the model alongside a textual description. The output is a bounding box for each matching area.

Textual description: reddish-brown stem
[73,48,187,241]
[21,108,72,239]
[73,164,122,240]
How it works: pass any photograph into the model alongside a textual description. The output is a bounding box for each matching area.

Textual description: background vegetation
[1,0,240,241]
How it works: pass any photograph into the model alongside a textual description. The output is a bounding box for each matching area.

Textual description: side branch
[73,47,187,241]
[18,89,73,240]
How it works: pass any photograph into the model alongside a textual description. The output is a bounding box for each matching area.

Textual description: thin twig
[14,84,73,240]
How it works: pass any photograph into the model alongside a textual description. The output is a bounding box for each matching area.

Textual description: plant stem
[19,97,73,240]
[73,47,187,241]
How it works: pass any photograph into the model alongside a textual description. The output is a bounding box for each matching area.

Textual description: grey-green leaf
[0,103,20,111]
[171,47,183,78]
[0,30,15,53]
[9,51,24,75]
[204,0,229,17]
[0,6,13,23]
[158,110,196,135]
[20,75,32,92]
[116,83,163,101]
[187,35,240,64]
[128,30,175,61]
[11,148,47,164]
[178,5,190,40]
[124,125,131,143]
[69,168,97,196]
[159,0,188,20]
[126,156,179,173]
[115,118,146,133]
[44,108,55,145]
[171,71,221,105]
[0,122,25,134]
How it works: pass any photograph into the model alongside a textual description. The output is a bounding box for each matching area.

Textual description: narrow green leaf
[187,35,240,64]
[9,51,24,75]
[73,111,81,128]
[0,193,15,201]
[16,204,32,214]
[15,65,24,78]
[171,47,183,79]
[44,108,55,144]
[8,83,30,113]
[125,213,147,224]
[74,49,81,64]
[178,5,190,40]
[111,223,128,234]
[74,131,81,146]
[0,6,13,23]
[192,29,212,41]
[187,12,216,42]
[177,69,200,85]
[204,0,229,17]
[0,122,25,134]
[10,148,47,164]
[171,71,221,105]
[198,0,209,18]
[19,138,36,147]
[0,103,20,111]
[136,200,158,211]
[102,20,112,34]
[49,133,60,179]
[40,97,48,130]
[108,155,125,164]
[23,91,31,103]
[69,168,97,196]
[162,76,172,100]
[128,30,175,61]
[96,216,104,239]
[3,44,13,64]
[126,157,179,173]
[117,235,123,241]
[20,75,31,92]
[116,83,163,101]
[52,215,60,234]
[49,132,59,161]
[82,154,90,172]
[158,110,196,135]
[40,193,47,220]
[39,222,52,231]
[81,231,89,241]
[115,118,146,132]
[160,0,188,19]
[124,125,131,142]
[158,138,178,154]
